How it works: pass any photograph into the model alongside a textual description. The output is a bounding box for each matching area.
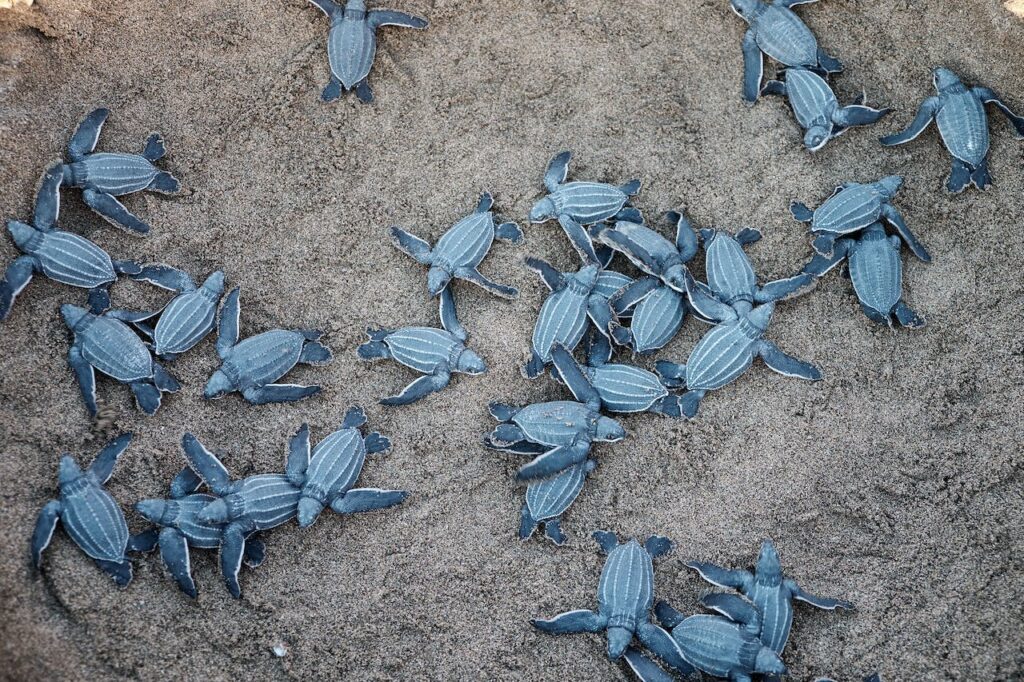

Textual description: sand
[1,1,1022,680]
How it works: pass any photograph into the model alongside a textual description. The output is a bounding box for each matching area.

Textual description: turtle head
[595,416,626,442]
[345,0,367,10]
[803,125,832,153]
[57,455,83,486]
[135,499,175,525]
[60,304,89,330]
[730,0,760,21]
[576,263,600,288]
[427,266,452,297]
[203,370,234,400]
[606,626,633,660]
[746,302,775,332]
[197,496,233,524]
[297,497,325,528]
[456,348,487,375]
[201,270,226,296]
[877,175,903,197]
[933,67,963,93]
[7,220,38,249]
[754,647,788,676]
[662,264,689,292]
[755,538,784,583]
[529,197,556,223]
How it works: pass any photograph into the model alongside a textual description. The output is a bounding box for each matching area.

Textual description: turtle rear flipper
[243,538,265,568]
[678,390,704,418]
[522,351,547,379]
[495,221,523,243]
[488,401,519,422]
[132,381,163,416]
[95,557,133,587]
[970,158,992,191]
[341,405,367,429]
[142,133,166,161]
[82,189,150,235]
[148,172,180,194]
[894,301,925,329]
[299,340,333,365]
[817,49,843,74]
[152,363,181,392]
[244,384,321,405]
[543,520,566,545]
[789,201,814,223]
[321,77,343,103]
[354,80,374,104]
[363,432,391,454]
[357,337,391,361]
[518,504,539,541]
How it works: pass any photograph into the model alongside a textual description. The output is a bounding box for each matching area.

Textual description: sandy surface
[1,1,1023,680]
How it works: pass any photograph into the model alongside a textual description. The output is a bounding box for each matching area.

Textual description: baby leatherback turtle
[390,192,522,299]
[181,433,305,598]
[135,465,268,598]
[596,211,701,295]
[761,67,890,151]
[285,407,407,527]
[532,531,685,664]
[530,151,642,264]
[486,347,625,481]
[881,67,1024,193]
[307,0,427,103]
[802,222,925,329]
[205,287,333,405]
[609,278,688,354]
[550,335,683,418]
[730,0,843,103]
[655,229,818,418]
[789,175,930,262]
[519,456,596,546]
[687,539,854,656]
[132,265,226,360]
[63,304,181,416]
[32,434,156,586]
[1,164,140,322]
[58,108,180,235]
[358,287,485,405]
[622,594,788,682]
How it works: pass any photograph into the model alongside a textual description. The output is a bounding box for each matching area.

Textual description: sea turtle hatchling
[730,0,843,103]
[802,222,925,329]
[204,287,333,405]
[1,163,141,322]
[655,229,819,418]
[789,176,931,262]
[596,211,702,295]
[485,345,625,481]
[135,465,268,598]
[31,434,157,586]
[518,455,596,546]
[284,406,407,528]
[687,539,854,656]
[307,0,427,103]
[390,192,522,299]
[131,265,226,360]
[622,594,788,682]
[532,531,685,665]
[761,67,890,151]
[530,151,643,265]
[880,67,1024,193]
[58,108,181,235]
[358,287,486,405]
[181,433,305,598]
[62,304,181,417]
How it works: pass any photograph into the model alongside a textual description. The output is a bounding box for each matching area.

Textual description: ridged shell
[550,181,628,225]
[174,494,227,549]
[745,582,793,653]
[591,364,668,412]
[935,91,990,164]
[811,185,883,235]
[685,319,761,391]
[531,285,591,362]
[525,461,589,521]
[754,6,818,66]
[328,18,376,88]
[592,271,634,301]
[154,291,218,356]
[223,330,306,388]
[630,286,685,353]
[74,153,158,194]
[384,327,462,373]
[604,222,678,275]
[433,211,494,270]
[305,429,366,500]
[80,315,154,381]
[513,401,593,446]
[35,231,116,288]
[60,477,129,561]
[597,539,655,626]
[849,233,902,315]
[238,474,301,531]
[785,68,836,129]
[704,233,757,304]
[672,616,763,676]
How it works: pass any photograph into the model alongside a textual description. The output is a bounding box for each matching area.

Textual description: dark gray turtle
[63,304,181,417]
[530,151,643,264]
[551,335,683,418]
[204,287,333,405]
[532,531,685,665]
[31,434,156,586]
[609,279,688,354]
[881,67,1024,193]
[596,211,701,295]
[131,265,226,359]
[622,594,788,682]
[519,457,596,546]
[135,465,267,598]
[789,176,931,262]
[284,407,407,528]
[390,192,522,299]
[59,108,181,234]
[655,229,818,418]
[181,433,305,598]
[687,539,853,656]
[1,164,140,322]
[307,0,427,103]
[485,347,625,481]
[523,258,614,379]
[358,287,485,405]
[802,222,925,329]
[761,67,890,151]
[731,0,842,103]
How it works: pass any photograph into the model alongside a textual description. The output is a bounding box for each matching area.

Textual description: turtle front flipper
[368,9,428,30]
[556,214,600,266]
[701,593,762,631]
[880,97,940,146]
[549,345,599,406]
[531,609,606,634]
[68,344,99,417]
[30,500,62,568]
[88,433,132,484]
[379,371,451,406]
[286,424,311,487]
[67,108,109,162]
[740,29,764,103]
[94,558,133,587]
[0,256,39,322]
[636,622,693,677]
[524,256,564,292]
[131,263,195,293]
[684,560,754,590]
[215,288,241,358]
[180,433,232,494]
[788,580,854,611]
[159,526,198,598]
[220,524,247,598]
[622,647,676,682]
[879,204,930,262]
[543,151,572,193]
[455,266,518,299]
[390,226,434,265]
[82,189,150,235]
[516,443,588,481]
[34,163,63,230]
[758,341,821,381]
[755,272,815,303]
[244,383,322,404]
[330,488,408,514]
[801,240,850,277]
[973,86,1024,137]
[438,286,468,341]
[833,103,890,129]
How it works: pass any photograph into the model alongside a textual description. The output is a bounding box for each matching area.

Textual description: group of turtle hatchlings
[6,0,1024,678]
